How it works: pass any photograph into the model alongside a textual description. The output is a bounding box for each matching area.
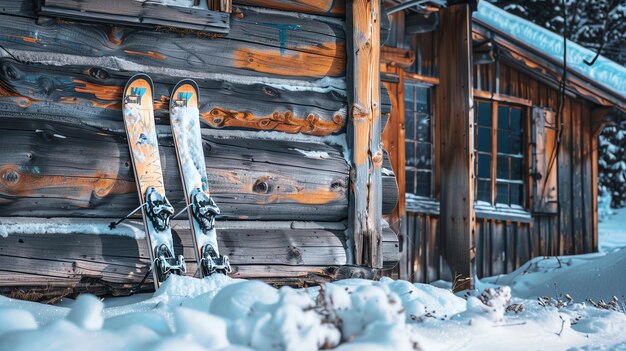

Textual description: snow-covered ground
[0,213,624,351]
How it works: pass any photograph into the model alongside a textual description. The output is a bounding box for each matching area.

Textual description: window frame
[474,97,531,219]
[404,79,436,201]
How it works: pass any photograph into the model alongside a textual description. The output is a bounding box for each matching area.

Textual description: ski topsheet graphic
[170,79,231,276]
[122,74,186,288]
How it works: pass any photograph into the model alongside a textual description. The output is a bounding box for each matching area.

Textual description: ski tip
[171,79,200,110]
[123,73,154,108]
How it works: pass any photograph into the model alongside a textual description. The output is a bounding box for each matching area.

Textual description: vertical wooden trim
[491,100,499,205]
[221,0,232,13]
[436,4,475,290]
[347,0,382,268]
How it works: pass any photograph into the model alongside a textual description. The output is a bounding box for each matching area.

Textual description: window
[405,81,434,198]
[475,100,525,207]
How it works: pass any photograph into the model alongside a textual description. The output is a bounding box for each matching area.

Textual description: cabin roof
[473,1,626,109]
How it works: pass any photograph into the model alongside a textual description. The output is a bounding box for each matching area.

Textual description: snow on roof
[474,1,626,100]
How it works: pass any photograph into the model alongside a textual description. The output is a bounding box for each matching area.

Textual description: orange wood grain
[124,50,167,60]
[0,164,134,201]
[202,107,344,136]
[234,44,346,77]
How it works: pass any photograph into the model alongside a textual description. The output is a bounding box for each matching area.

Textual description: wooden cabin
[0,0,402,298]
[381,1,626,286]
[0,0,624,298]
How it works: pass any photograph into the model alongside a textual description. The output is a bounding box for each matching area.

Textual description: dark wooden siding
[397,28,599,281]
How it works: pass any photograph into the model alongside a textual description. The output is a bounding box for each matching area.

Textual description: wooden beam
[473,89,532,107]
[347,0,382,268]
[0,58,347,136]
[436,4,475,291]
[381,46,416,67]
[233,0,345,16]
[0,217,399,298]
[0,8,346,82]
[38,0,230,34]
[0,116,350,221]
[403,72,439,86]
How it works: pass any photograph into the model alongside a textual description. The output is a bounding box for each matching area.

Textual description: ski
[169,79,231,277]
[122,74,186,289]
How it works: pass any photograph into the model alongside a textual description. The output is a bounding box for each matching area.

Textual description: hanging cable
[541,0,569,201]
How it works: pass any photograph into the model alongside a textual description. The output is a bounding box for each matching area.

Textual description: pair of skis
[119,74,230,289]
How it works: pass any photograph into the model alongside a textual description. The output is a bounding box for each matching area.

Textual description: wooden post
[347,0,383,268]
[436,3,475,290]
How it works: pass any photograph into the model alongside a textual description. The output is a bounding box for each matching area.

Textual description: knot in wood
[2,63,17,81]
[88,67,110,80]
[332,114,344,125]
[351,105,369,120]
[372,151,383,165]
[107,27,124,46]
[3,171,19,184]
[262,86,279,97]
[253,178,270,194]
[286,246,303,264]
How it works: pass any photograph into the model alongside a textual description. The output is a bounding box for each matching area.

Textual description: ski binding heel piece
[201,244,231,276]
[191,188,220,233]
[145,186,174,232]
[155,244,186,282]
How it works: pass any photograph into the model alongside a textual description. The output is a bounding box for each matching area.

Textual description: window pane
[415,113,431,142]
[477,180,491,202]
[496,183,509,204]
[405,142,416,167]
[498,105,509,129]
[477,126,492,152]
[405,169,416,195]
[416,143,432,169]
[405,113,416,140]
[478,154,491,179]
[497,130,510,154]
[510,132,522,155]
[510,184,523,206]
[404,84,415,106]
[510,108,522,132]
[415,87,429,113]
[477,101,492,126]
[415,171,431,197]
[511,158,523,181]
[497,155,509,179]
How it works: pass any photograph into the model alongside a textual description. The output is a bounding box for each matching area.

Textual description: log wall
[0,0,399,295]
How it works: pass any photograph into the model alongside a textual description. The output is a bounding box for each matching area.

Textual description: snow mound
[1,270,625,350]
[484,248,626,301]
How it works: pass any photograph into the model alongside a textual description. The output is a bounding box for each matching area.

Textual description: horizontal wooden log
[0,6,346,81]
[0,217,399,296]
[0,116,350,221]
[39,0,230,34]
[0,58,347,136]
[382,150,399,215]
[233,0,345,16]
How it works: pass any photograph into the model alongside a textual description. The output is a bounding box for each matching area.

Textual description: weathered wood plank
[39,0,230,34]
[233,0,345,16]
[0,6,346,81]
[0,217,398,296]
[436,4,475,290]
[347,0,382,268]
[382,150,399,215]
[0,117,350,220]
[0,58,347,136]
